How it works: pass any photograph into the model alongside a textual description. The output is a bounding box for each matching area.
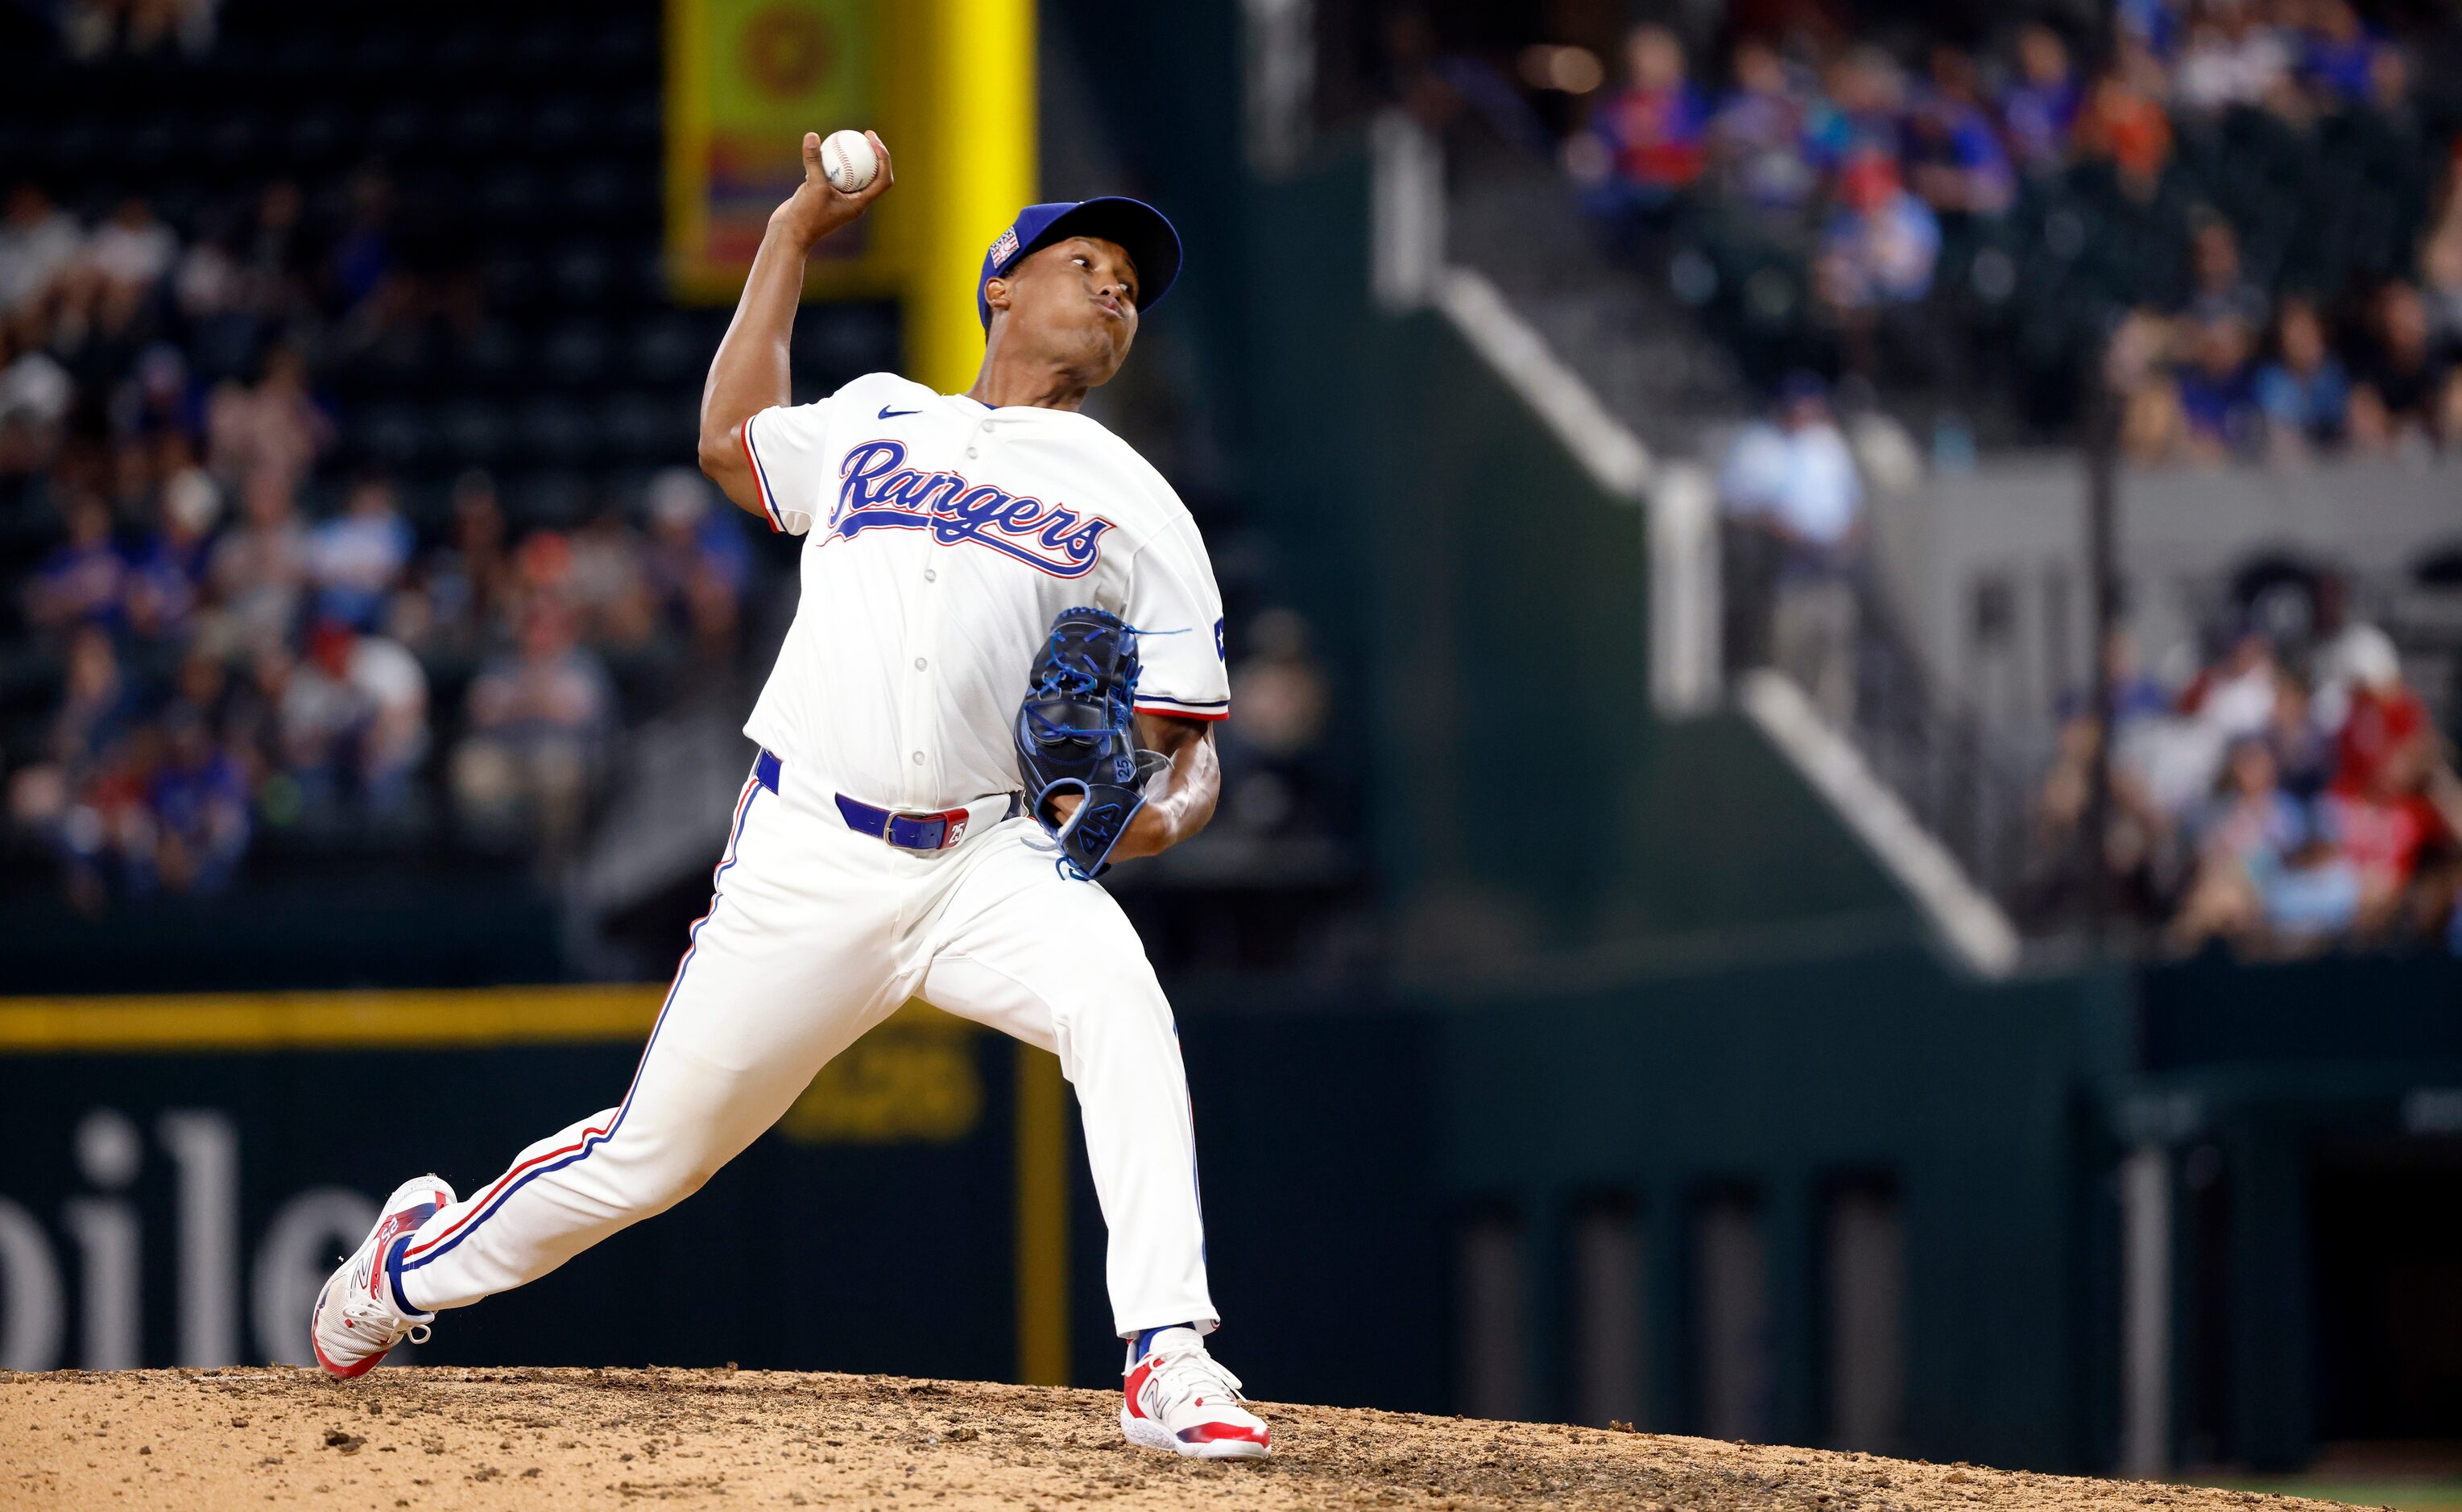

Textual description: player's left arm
[1049,708,1221,866]
[1117,713,1220,861]
[1074,498,1228,863]
[1049,713,1218,862]
[1046,713,1218,862]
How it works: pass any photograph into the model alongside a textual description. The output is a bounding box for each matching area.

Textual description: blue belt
[755,750,1017,853]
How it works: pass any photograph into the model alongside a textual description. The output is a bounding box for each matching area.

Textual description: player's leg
[312,772,903,1373]
[397,777,904,1310]
[918,829,1214,1334]
[915,827,1268,1459]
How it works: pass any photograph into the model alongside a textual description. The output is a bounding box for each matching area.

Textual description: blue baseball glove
[1015,606,1168,880]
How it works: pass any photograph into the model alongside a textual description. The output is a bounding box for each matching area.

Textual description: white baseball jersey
[736,372,1230,811]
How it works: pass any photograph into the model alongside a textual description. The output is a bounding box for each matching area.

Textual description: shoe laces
[1141,1341,1245,1413]
[338,1293,431,1348]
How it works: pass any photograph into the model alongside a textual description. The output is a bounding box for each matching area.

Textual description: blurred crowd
[0,180,754,908]
[34,0,221,60]
[1441,0,2462,453]
[2108,213,2462,464]
[2038,618,2462,956]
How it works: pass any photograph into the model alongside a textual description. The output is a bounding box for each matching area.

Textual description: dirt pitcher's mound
[3,1366,2356,1511]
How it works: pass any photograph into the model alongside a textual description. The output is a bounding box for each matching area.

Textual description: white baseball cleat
[1119,1326,1272,1460]
[310,1175,454,1378]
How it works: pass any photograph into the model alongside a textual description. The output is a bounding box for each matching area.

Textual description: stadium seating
[0,1,896,910]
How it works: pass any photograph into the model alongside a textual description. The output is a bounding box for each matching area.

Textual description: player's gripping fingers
[779,130,892,250]
[799,130,893,208]
[858,131,894,202]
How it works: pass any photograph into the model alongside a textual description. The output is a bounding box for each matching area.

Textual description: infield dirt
[2,1365,2363,1511]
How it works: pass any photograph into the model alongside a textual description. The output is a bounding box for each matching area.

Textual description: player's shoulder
[1070,423,1193,526]
[826,371,932,407]
[757,373,907,432]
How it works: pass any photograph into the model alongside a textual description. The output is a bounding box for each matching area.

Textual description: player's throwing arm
[697,129,894,516]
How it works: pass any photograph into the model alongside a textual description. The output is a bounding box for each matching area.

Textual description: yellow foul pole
[905,0,1037,397]
[1014,1046,1070,1386]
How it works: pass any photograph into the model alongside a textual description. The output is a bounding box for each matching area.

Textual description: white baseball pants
[392,760,1219,1340]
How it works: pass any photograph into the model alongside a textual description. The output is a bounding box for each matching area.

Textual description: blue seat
[438,399,510,468]
[455,322,526,389]
[598,393,679,464]
[353,402,430,471]
[522,396,595,465]
[541,320,612,385]
[544,242,614,308]
[528,96,590,155]
[474,168,543,229]
[630,315,701,383]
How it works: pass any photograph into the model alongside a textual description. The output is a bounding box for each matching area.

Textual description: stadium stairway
[1380,113,2034,967]
[1438,120,1751,461]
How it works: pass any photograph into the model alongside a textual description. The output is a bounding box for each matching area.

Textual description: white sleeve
[1126,513,1230,722]
[739,398,837,536]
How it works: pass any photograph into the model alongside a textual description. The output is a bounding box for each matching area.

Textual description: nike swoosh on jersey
[878,405,921,419]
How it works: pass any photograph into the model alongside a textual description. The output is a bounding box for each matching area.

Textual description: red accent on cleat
[308,1286,394,1380]
[1177,1422,1271,1446]
[1122,1358,1157,1419]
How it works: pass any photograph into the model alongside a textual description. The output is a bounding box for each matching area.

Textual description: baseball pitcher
[310,130,1272,1460]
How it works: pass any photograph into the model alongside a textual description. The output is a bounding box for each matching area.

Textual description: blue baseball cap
[977,197,1182,331]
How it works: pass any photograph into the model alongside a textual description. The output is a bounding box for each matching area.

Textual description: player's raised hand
[772,129,894,253]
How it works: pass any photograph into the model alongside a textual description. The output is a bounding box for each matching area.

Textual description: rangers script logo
[827,439,1113,579]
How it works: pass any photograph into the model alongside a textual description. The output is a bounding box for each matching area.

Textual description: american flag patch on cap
[988,226,1020,267]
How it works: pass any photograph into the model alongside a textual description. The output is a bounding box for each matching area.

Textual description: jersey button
[913,657,927,671]
[923,568,937,582]
[965,447,978,459]
[912,751,926,765]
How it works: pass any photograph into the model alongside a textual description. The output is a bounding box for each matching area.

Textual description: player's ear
[984,275,1012,319]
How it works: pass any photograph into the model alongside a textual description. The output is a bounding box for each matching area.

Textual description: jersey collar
[941,391,1103,431]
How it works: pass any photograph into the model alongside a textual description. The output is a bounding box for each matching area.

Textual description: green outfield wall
[16,959,2454,1473]
[0,990,1058,1384]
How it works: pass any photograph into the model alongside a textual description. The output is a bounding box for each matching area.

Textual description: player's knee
[1053,963,1177,1046]
[589,1134,722,1210]
[673,1155,725,1199]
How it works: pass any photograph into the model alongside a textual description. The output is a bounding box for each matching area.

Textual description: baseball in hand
[819,130,879,194]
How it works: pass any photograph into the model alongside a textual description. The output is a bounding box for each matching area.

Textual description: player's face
[998,236,1140,380]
